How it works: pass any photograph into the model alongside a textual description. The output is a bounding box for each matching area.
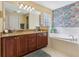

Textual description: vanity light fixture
[26,6,32,11]
[19,4,24,9]
[18,3,36,13]
[31,7,35,10]
[24,5,28,9]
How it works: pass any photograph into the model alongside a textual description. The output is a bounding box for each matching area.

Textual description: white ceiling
[34,1,76,10]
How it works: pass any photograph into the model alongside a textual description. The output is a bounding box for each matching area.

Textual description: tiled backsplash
[54,2,79,27]
[50,2,79,37]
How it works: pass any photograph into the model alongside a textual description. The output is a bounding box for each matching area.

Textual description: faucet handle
[74,38,77,41]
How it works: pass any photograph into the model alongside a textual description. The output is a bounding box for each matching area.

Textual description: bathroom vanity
[0,31,48,57]
[0,2,49,57]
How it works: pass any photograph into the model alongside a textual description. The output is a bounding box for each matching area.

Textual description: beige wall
[0,1,3,32]
[0,18,3,32]
[20,14,27,24]
[0,2,2,11]
[20,14,28,29]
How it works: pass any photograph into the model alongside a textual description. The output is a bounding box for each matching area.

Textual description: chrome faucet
[69,35,77,41]
[69,35,75,41]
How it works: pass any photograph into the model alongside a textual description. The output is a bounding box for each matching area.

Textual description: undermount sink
[3,30,13,34]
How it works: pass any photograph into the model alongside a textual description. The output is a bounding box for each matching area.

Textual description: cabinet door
[42,32,48,47]
[28,34,37,52]
[16,35,28,56]
[15,36,21,56]
[37,32,48,49]
[2,37,17,57]
[21,35,28,55]
[37,33,43,48]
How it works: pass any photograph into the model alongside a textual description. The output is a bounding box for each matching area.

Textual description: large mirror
[3,1,40,32]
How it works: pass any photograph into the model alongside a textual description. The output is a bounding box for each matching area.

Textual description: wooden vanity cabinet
[16,35,28,56]
[1,32,48,57]
[2,35,29,57]
[37,32,48,49]
[42,32,48,46]
[2,36,17,57]
[16,34,37,56]
[28,34,37,52]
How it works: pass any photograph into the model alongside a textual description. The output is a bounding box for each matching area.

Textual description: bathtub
[48,33,79,57]
[49,33,79,44]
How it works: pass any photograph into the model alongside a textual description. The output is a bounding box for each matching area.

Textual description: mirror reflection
[3,2,40,33]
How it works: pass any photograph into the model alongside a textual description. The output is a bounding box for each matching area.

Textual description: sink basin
[3,30,13,34]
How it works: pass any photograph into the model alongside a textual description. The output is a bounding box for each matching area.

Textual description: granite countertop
[1,31,47,37]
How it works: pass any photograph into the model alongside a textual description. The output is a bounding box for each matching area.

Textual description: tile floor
[42,47,68,57]
[24,49,51,57]
[24,47,68,57]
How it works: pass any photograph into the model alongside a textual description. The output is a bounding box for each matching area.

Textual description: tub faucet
[69,35,75,41]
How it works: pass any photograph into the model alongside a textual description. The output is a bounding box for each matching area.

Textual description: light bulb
[24,5,28,9]
[32,7,35,10]
[19,4,24,9]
